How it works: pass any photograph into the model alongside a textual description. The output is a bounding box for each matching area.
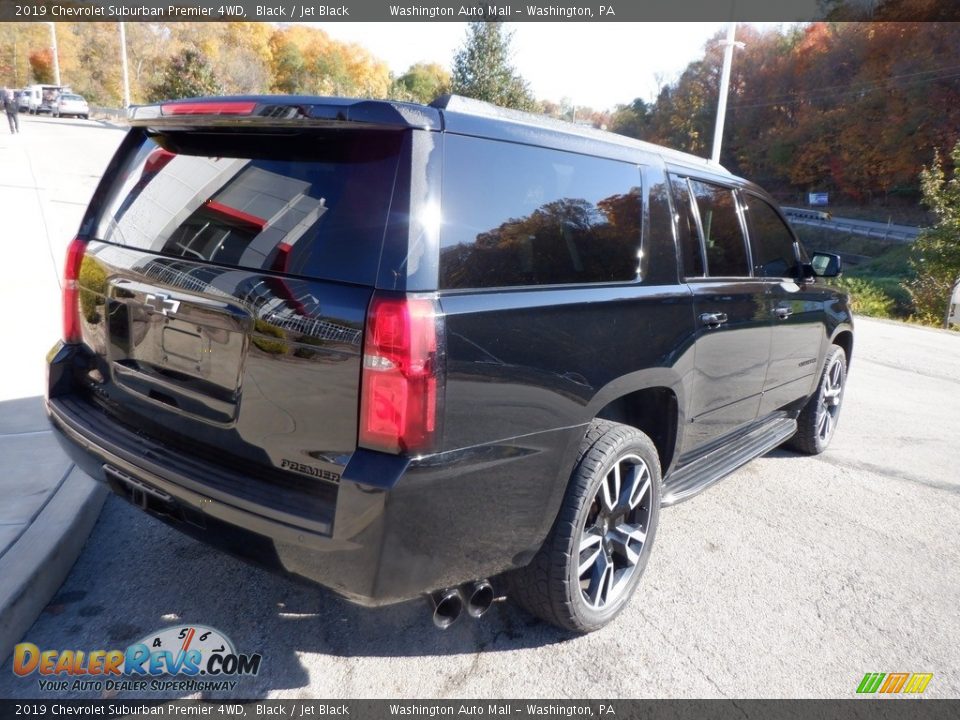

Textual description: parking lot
[1,114,958,699]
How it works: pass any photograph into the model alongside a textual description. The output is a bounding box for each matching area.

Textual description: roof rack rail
[431,93,725,171]
[431,93,575,130]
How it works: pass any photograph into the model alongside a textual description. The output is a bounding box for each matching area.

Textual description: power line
[730,68,960,111]
[734,61,960,105]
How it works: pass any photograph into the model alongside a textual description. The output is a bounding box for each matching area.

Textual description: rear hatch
[69,100,410,494]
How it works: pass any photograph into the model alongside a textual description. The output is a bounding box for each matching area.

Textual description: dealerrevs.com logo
[856,672,933,695]
[12,625,262,693]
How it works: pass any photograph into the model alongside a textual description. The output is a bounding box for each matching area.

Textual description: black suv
[47,95,851,633]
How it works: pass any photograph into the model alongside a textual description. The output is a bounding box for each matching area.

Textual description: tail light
[359,294,442,454]
[160,101,257,116]
[62,238,87,344]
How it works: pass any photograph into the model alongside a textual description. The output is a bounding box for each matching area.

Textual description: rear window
[439,135,642,289]
[94,130,403,285]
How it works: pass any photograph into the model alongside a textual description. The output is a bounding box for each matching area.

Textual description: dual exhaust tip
[430,580,495,629]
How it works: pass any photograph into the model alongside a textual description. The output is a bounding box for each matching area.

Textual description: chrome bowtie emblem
[144,293,181,316]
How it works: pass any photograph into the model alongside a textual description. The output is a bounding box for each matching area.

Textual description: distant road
[783,208,922,243]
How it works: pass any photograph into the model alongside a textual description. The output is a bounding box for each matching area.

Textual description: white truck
[25,84,66,115]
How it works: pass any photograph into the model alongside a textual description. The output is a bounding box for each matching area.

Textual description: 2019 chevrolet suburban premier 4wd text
[46,95,852,633]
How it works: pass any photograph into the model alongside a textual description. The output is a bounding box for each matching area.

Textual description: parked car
[17,90,30,112]
[53,93,89,119]
[46,95,852,633]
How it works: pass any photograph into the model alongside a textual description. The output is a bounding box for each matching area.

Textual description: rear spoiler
[129,96,442,131]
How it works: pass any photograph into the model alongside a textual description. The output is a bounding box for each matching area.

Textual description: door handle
[699,312,729,328]
[773,307,793,320]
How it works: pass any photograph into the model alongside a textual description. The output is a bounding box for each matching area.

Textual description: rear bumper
[47,342,580,607]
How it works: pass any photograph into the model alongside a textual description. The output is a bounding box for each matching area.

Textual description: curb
[0,466,107,666]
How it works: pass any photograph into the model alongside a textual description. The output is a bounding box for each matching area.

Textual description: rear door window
[95,130,403,285]
[687,179,750,277]
[439,135,643,289]
[669,175,705,278]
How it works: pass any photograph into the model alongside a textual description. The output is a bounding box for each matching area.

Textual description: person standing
[3,89,20,134]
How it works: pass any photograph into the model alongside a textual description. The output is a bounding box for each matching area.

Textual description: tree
[267,25,391,98]
[28,48,55,84]
[905,142,960,324]
[609,98,652,140]
[393,62,450,104]
[270,34,307,94]
[148,48,220,102]
[451,22,535,111]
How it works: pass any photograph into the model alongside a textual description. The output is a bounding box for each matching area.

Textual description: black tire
[504,420,662,633]
[786,345,847,455]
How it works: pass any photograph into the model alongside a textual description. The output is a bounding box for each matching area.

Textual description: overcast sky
[316,22,794,110]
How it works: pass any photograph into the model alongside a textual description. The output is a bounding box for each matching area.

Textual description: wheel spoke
[601,463,621,513]
[628,470,651,511]
[601,559,616,604]
[818,408,833,439]
[585,552,614,608]
[578,532,603,576]
[830,362,843,388]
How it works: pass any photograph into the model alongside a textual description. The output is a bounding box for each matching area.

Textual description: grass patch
[827,277,895,318]
[793,225,915,321]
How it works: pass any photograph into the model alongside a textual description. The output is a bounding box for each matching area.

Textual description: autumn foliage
[0,22,395,107]
[611,22,960,204]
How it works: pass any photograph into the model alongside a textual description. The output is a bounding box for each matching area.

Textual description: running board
[661,417,797,506]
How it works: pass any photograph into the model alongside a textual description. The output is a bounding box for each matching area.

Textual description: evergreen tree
[451,22,535,111]
[148,49,221,102]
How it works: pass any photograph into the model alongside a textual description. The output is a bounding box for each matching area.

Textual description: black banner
[3,700,960,720]
[3,0,959,23]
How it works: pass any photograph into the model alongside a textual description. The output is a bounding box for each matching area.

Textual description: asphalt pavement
[0,114,958,700]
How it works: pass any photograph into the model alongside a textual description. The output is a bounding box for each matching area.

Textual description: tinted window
[688,180,749,277]
[669,175,705,277]
[745,195,799,278]
[95,131,402,285]
[439,136,642,289]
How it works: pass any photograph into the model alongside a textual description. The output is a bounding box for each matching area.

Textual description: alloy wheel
[578,453,653,610]
[817,355,844,442]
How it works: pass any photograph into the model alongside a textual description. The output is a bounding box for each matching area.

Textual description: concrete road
[1,115,959,700]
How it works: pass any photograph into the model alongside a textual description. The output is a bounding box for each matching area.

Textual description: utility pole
[711,22,743,164]
[48,22,61,86]
[119,22,131,108]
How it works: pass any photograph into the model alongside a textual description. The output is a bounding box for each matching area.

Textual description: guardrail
[784,212,921,243]
[89,106,128,122]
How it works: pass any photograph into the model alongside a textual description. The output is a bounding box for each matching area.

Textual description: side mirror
[807,251,842,278]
